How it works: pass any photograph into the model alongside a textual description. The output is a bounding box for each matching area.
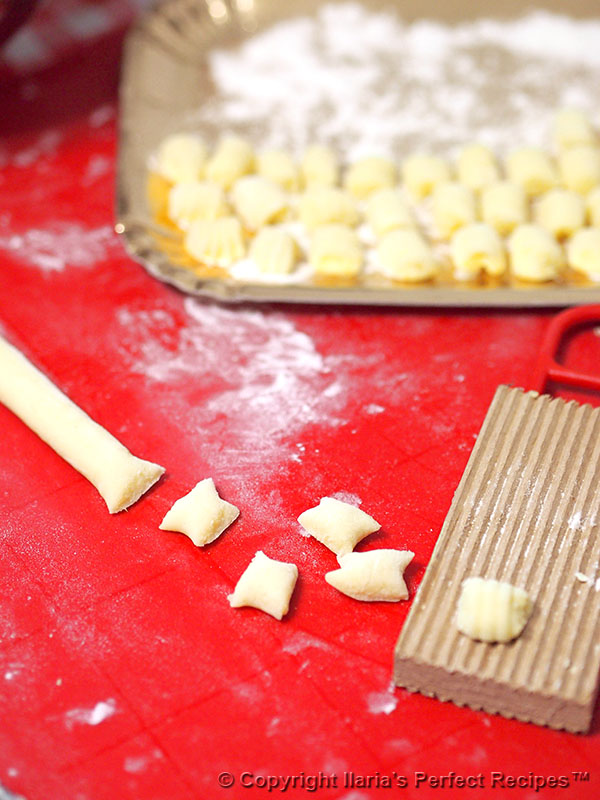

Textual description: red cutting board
[1,28,600,800]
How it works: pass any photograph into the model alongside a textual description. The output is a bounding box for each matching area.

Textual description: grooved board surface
[395,385,600,732]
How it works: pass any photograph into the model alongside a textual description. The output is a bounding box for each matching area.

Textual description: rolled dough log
[0,336,165,513]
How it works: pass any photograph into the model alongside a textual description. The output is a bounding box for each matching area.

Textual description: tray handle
[531,304,600,394]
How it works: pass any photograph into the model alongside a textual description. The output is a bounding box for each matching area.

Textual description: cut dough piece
[567,227,600,281]
[0,336,164,513]
[402,154,451,200]
[534,188,585,239]
[508,223,565,282]
[205,135,254,189]
[309,224,362,277]
[432,181,477,239]
[257,149,299,191]
[377,229,438,282]
[344,156,398,199]
[457,577,533,643]
[450,223,507,279]
[298,496,380,556]
[155,133,207,183]
[184,216,245,267]
[249,227,297,274]
[558,145,600,195]
[365,188,416,237]
[231,176,288,231]
[506,147,558,197]
[168,181,229,228]
[587,186,600,227]
[456,143,500,192]
[554,108,597,150]
[298,187,359,229]
[480,180,528,236]
[301,144,339,188]
[228,550,298,620]
[159,478,239,546]
[326,549,414,602]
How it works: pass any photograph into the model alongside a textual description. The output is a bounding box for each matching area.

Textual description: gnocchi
[567,227,600,281]
[402,153,452,200]
[534,188,586,239]
[184,216,245,266]
[344,156,398,199]
[450,223,507,279]
[167,181,229,228]
[301,144,339,188]
[554,108,596,150]
[155,133,208,183]
[228,550,298,620]
[205,135,254,189]
[457,577,533,643]
[297,496,380,557]
[508,223,565,282]
[309,225,362,277]
[377,229,438,282]
[249,227,297,274]
[506,147,558,197]
[231,176,288,231]
[365,188,416,237]
[480,181,528,236]
[159,478,239,547]
[432,181,477,239]
[456,143,500,192]
[325,549,414,602]
[587,186,600,227]
[558,145,600,195]
[298,187,359,229]
[257,149,300,191]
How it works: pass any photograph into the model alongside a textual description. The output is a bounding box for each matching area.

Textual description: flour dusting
[366,683,398,715]
[117,298,348,471]
[194,3,600,159]
[0,223,119,272]
[65,698,117,728]
[282,631,333,656]
[330,491,362,506]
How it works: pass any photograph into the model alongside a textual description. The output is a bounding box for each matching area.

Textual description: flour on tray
[0,223,119,272]
[194,3,600,158]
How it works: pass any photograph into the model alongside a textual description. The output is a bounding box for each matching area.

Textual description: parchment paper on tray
[117,0,600,306]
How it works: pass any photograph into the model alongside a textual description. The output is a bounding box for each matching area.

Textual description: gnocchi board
[117,0,600,306]
[1,2,600,800]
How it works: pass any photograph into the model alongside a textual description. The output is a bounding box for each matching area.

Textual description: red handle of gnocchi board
[531,304,600,394]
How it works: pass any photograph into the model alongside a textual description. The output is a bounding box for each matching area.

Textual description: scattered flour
[64,698,117,729]
[0,223,119,272]
[123,749,163,774]
[193,3,600,159]
[364,404,385,415]
[330,492,362,506]
[366,682,398,715]
[282,631,333,656]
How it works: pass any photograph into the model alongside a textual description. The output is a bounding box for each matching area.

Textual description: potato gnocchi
[450,223,507,279]
[567,227,600,281]
[508,224,564,282]
[257,149,300,191]
[168,181,229,228]
[301,144,339,188]
[309,224,362,277]
[365,188,416,237]
[159,478,239,546]
[554,108,597,150]
[534,188,585,239]
[205,135,255,189]
[377,229,438,282]
[228,550,298,620]
[456,143,500,192]
[558,145,600,195]
[231,175,288,231]
[432,181,477,239]
[184,216,245,266]
[480,181,528,236]
[506,147,558,197]
[156,133,208,184]
[249,227,297,275]
[298,496,380,557]
[457,577,533,643]
[402,153,452,199]
[325,549,414,602]
[344,156,398,199]
[298,187,359,230]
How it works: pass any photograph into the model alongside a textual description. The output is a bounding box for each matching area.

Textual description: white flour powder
[0,223,119,272]
[197,3,600,159]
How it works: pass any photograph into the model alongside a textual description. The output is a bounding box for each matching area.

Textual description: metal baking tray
[116,0,600,306]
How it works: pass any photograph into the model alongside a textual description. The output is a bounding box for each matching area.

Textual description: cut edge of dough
[104,458,165,513]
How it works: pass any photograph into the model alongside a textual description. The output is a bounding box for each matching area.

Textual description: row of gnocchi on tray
[150,108,600,283]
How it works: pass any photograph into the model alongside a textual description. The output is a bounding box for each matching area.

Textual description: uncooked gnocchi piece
[228,550,298,620]
[301,144,339,188]
[167,181,229,228]
[506,147,558,197]
[298,187,359,229]
[567,227,600,280]
[558,145,600,195]
[344,156,398,199]
[325,549,414,602]
[365,188,416,237]
[402,153,452,199]
[298,496,380,556]
[155,133,208,183]
[257,149,300,191]
[309,225,362,277]
[159,478,239,546]
[249,227,297,274]
[456,143,500,192]
[480,181,528,236]
[508,223,565,282]
[457,577,533,643]
[587,186,600,227]
[450,223,507,279]
[205,135,254,189]
[554,108,597,150]
[377,229,438,282]
[231,176,288,231]
[534,188,586,239]
[432,181,477,239]
[184,216,245,266]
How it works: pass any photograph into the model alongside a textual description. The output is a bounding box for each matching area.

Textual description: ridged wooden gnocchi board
[116,0,600,307]
[394,384,600,732]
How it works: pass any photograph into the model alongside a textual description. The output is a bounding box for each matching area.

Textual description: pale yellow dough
[205,135,254,189]
[450,223,507,279]
[231,176,288,231]
[480,181,528,236]
[456,143,500,192]
[168,181,229,228]
[156,133,207,183]
[534,188,585,239]
[228,550,298,620]
[298,496,380,556]
[257,149,300,191]
[159,478,239,546]
[508,224,564,282]
[0,336,164,513]
[365,188,416,237]
[301,144,339,188]
[567,227,600,280]
[298,187,359,229]
[457,577,533,643]
[506,147,558,197]
[249,227,297,274]
[344,156,398,199]
[402,153,452,199]
[554,108,597,150]
[432,181,477,239]
[309,225,362,277]
[558,145,600,195]
[587,186,600,227]
[377,229,438,282]
[184,216,245,267]
[325,549,414,602]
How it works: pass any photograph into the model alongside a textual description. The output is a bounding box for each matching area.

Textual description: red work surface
[1,27,600,800]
